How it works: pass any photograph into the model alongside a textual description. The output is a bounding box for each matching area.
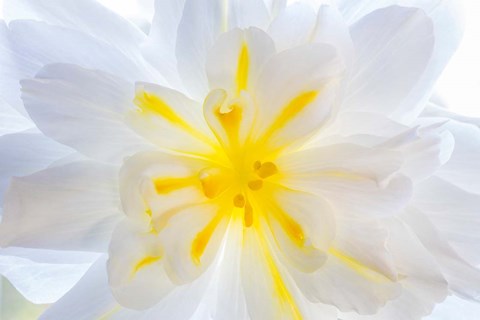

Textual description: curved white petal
[279,144,412,218]
[412,176,480,267]
[403,209,480,301]
[142,0,186,89]
[344,6,434,119]
[252,43,345,150]
[126,82,218,157]
[338,1,464,122]
[2,19,163,115]
[0,100,33,135]
[267,2,317,52]
[176,0,271,100]
[0,161,122,252]
[436,121,480,195]
[108,220,174,310]
[3,0,146,56]
[206,27,275,96]
[341,219,448,320]
[0,247,97,305]
[39,256,118,319]
[0,130,73,211]
[21,63,154,164]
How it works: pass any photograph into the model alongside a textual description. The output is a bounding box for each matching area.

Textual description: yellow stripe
[236,43,249,95]
[263,91,319,140]
[258,229,303,320]
[134,90,219,152]
[329,248,391,282]
[191,213,223,265]
[271,206,305,247]
[132,256,161,275]
[153,176,195,194]
[135,91,191,129]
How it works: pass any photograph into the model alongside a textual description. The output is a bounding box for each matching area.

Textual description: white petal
[267,2,317,52]
[0,161,122,252]
[176,0,271,100]
[344,6,434,118]
[126,82,218,157]
[311,5,354,67]
[206,27,275,96]
[403,209,480,301]
[21,64,154,164]
[175,0,224,100]
[108,220,174,310]
[436,121,480,194]
[412,177,480,267]
[0,21,37,115]
[252,43,345,150]
[142,0,186,89]
[291,246,401,315]
[39,256,119,319]
[279,144,412,218]
[194,222,249,320]
[0,130,73,211]
[0,247,97,304]
[241,227,323,320]
[382,122,455,182]
[3,0,146,56]
[0,100,33,135]
[338,0,464,122]
[119,151,228,285]
[265,190,334,272]
[341,219,448,320]
[1,19,162,115]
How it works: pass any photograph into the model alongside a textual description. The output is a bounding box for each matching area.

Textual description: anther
[233,194,246,208]
[248,179,263,191]
[244,202,253,227]
[253,161,262,170]
[256,162,278,179]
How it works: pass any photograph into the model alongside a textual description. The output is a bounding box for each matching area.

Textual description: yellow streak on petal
[236,43,250,95]
[199,167,231,199]
[153,176,195,194]
[329,248,391,282]
[257,227,303,320]
[191,213,223,265]
[132,256,161,274]
[216,103,243,144]
[134,90,219,152]
[135,91,191,129]
[273,207,305,247]
[263,91,319,140]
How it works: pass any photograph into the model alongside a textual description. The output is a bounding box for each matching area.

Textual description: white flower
[0,0,479,319]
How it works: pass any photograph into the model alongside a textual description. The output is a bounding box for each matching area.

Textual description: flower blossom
[0,0,479,319]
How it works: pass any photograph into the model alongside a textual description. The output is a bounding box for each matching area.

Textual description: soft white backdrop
[0,0,479,319]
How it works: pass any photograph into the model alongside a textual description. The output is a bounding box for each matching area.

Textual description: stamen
[248,179,263,191]
[233,194,246,208]
[198,168,229,199]
[244,202,253,227]
[253,160,262,170]
[256,161,278,179]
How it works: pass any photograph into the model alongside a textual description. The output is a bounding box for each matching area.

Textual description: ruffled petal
[252,43,345,151]
[278,144,412,218]
[343,6,434,119]
[21,64,154,164]
[39,256,118,319]
[0,161,122,252]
